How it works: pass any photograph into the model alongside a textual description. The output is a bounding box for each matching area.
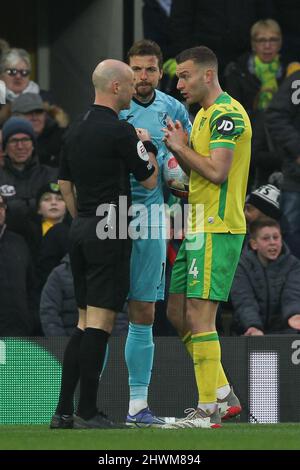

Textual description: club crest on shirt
[199,117,207,129]
[158,112,168,127]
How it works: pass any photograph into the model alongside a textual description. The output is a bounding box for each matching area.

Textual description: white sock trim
[129,399,148,416]
[198,403,217,413]
[217,384,231,400]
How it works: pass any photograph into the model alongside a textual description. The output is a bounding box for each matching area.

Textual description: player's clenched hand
[136,128,151,142]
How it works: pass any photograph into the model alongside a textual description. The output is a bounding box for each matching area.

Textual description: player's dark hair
[127,39,163,70]
[249,217,281,239]
[176,46,218,71]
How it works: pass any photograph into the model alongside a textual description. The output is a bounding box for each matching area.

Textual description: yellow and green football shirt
[188,92,251,234]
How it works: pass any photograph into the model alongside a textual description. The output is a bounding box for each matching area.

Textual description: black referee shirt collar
[132,90,156,108]
[91,104,118,117]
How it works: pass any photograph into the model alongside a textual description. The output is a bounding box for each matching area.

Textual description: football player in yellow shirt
[163,46,251,429]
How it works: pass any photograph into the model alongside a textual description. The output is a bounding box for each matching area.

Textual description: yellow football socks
[192,331,220,403]
[182,331,229,390]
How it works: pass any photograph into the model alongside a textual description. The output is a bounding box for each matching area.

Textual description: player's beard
[135,83,154,102]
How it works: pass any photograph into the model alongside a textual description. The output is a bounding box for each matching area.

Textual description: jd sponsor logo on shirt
[216,116,235,135]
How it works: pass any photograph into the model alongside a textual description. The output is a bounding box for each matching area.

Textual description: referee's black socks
[77,327,110,420]
[56,327,84,416]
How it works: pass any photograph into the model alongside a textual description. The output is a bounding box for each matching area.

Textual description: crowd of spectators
[1,2,300,336]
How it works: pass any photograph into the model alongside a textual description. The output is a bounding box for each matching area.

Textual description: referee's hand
[136,128,151,142]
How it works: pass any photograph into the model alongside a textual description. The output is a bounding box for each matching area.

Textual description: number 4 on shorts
[189,258,199,278]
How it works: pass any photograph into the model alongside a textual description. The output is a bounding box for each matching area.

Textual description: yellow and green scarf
[254,55,280,109]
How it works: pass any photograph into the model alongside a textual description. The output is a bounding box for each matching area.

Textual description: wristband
[143,140,158,157]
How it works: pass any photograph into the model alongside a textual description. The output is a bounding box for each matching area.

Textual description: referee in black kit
[51,59,158,429]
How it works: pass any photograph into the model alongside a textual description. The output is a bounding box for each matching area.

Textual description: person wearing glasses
[225,19,285,118]
[0,117,57,258]
[161,1,272,101]
[225,19,289,188]
[0,48,52,103]
[0,48,55,127]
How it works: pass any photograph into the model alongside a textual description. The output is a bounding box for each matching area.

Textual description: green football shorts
[169,232,244,301]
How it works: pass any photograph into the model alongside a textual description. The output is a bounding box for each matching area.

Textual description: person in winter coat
[225,19,287,187]
[11,93,67,167]
[266,69,300,259]
[0,193,40,335]
[34,182,69,291]
[231,218,300,335]
[40,255,77,336]
[0,117,57,254]
[167,0,272,86]
[0,48,53,126]
[225,19,285,117]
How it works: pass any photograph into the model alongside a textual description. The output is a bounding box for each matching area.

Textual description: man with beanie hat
[245,184,281,224]
[0,117,57,258]
[2,116,36,149]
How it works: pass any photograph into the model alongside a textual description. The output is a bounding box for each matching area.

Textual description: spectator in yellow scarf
[251,19,282,110]
[225,19,284,117]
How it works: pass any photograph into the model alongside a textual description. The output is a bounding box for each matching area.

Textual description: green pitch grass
[0,424,300,450]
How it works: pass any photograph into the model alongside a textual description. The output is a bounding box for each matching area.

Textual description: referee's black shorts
[69,216,131,311]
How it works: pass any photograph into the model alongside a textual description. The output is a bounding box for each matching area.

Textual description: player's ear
[112,80,119,94]
[205,69,214,84]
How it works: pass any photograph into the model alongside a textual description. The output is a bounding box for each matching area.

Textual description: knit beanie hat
[2,117,36,149]
[36,182,61,208]
[246,184,281,220]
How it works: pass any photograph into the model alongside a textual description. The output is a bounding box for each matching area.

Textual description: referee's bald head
[92,59,133,92]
